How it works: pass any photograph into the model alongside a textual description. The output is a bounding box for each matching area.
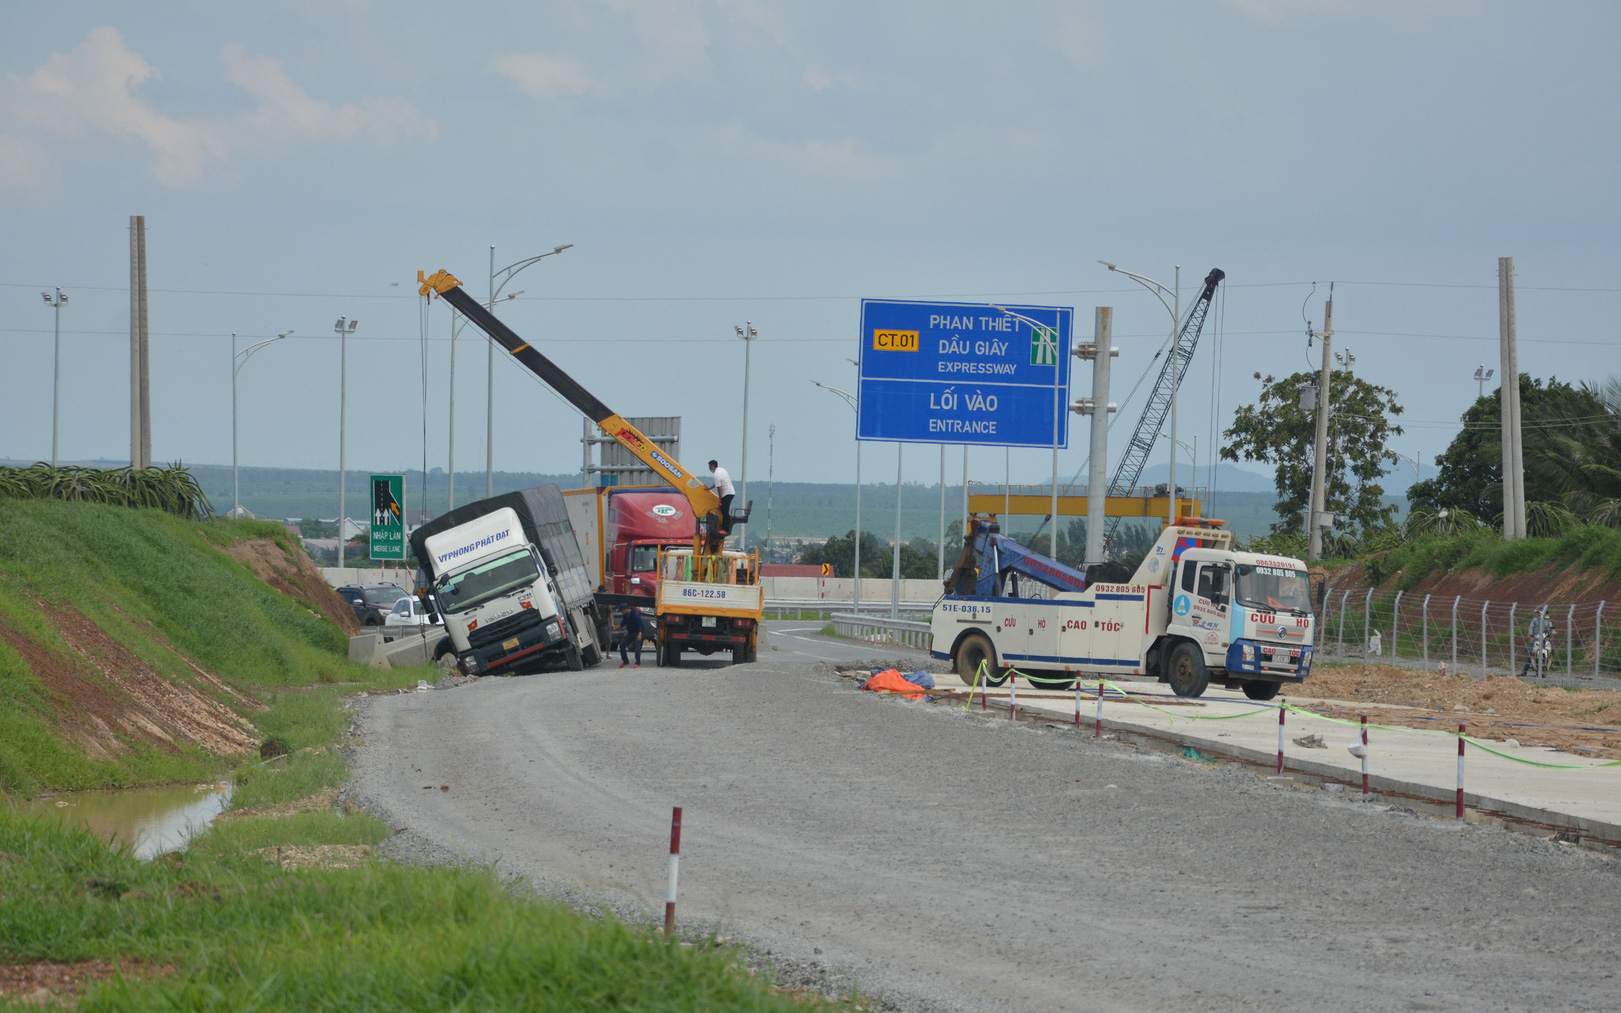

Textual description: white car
[384,594,443,628]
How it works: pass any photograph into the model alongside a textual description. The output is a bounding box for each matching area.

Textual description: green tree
[1221,369,1405,537]
[1409,375,1621,524]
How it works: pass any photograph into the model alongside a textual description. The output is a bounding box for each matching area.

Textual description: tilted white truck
[410,487,604,675]
[931,518,1314,700]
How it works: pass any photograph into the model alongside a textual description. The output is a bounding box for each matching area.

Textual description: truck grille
[467,609,544,648]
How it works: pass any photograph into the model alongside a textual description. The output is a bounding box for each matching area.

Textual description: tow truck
[933,517,1314,699]
[417,268,763,666]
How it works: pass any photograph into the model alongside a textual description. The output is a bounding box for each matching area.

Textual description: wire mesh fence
[1316,586,1619,688]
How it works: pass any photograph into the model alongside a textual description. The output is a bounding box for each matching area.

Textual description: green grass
[0,812,820,1012]
[196,810,394,851]
[0,500,396,796]
[1360,525,1621,589]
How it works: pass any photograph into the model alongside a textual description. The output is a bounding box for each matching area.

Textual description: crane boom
[1104,268,1224,542]
[417,269,725,539]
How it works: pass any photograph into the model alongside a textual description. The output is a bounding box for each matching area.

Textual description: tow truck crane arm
[417,269,734,548]
[943,518,1089,598]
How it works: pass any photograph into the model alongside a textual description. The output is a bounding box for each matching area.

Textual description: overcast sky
[4,1,1618,508]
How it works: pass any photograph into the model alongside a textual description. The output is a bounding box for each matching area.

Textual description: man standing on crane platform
[709,460,735,533]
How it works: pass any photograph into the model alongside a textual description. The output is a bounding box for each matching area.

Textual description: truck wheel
[433,637,454,660]
[662,642,682,667]
[1242,679,1281,702]
[1166,642,1209,698]
[566,643,585,672]
[955,633,1008,688]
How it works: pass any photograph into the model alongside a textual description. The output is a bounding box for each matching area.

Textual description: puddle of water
[23,782,233,860]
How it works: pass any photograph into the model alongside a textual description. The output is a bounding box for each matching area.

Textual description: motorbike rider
[1520,606,1555,678]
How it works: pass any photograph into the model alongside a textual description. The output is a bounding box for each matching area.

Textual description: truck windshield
[630,545,659,572]
[1234,564,1311,614]
[437,548,541,614]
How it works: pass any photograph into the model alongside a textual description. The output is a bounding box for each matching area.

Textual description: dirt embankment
[1296,663,1621,759]
[222,537,359,636]
[0,605,260,760]
[1324,558,1621,605]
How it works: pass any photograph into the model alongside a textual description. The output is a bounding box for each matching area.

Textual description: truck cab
[1160,547,1315,698]
[423,507,579,675]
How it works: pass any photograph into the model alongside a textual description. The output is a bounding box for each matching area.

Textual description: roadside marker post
[1277,703,1286,774]
[665,806,682,937]
[1457,726,1466,821]
[1361,715,1370,796]
[1073,681,1081,729]
[1096,680,1104,740]
[1008,669,1018,720]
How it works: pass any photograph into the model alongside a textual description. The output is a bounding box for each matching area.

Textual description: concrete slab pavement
[957,674,1621,844]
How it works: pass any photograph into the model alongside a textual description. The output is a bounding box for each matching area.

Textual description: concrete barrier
[347,633,390,670]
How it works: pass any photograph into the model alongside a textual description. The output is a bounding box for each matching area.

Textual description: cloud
[17,26,225,184]
[490,53,594,101]
[5,26,435,187]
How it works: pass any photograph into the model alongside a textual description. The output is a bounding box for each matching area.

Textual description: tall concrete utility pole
[1076,306,1117,565]
[1307,295,1333,561]
[128,215,151,469]
[1498,257,1525,540]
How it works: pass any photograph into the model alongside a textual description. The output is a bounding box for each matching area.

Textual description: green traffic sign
[370,474,405,560]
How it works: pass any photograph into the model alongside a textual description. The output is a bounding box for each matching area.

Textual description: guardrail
[830,612,933,651]
[762,598,935,620]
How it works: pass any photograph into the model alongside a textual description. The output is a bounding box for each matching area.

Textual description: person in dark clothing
[616,601,646,668]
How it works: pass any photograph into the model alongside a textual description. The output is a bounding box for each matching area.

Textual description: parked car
[336,583,411,626]
[384,594,443,628]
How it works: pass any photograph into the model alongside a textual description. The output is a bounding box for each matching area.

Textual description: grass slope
[1356,525,1621,590]
[0,500,368,796]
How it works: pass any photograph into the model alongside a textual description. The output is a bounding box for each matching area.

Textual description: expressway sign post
[369,474,405,561]
[856,300,1073,447]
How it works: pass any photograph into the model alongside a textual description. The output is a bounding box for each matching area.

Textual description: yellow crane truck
[417,269,762,665]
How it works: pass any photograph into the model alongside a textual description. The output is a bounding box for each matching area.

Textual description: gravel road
[348,623,1621,1012]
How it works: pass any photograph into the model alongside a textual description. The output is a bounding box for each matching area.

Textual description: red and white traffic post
[1008,669,1017,720]
[1276,703,1286,775]
[1095,680,1104,740]
[1073,679,1081,729]
[1456,725,1466,821]
[1360,715,1370,796]
[665,806,682,936]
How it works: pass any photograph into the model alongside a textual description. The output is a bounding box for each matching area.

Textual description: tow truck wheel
[1242,679,1281,702]
[1166,642,1209,698]
[955,633,1008,688]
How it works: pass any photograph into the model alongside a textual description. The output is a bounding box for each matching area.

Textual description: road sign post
[370,474,405,561]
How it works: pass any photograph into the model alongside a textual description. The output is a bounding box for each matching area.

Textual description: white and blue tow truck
[931,518,1314,700]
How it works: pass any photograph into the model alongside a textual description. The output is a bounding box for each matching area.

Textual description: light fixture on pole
[41,288,68,468]
[487,243,572,497]
[1335,349,1356,369]
[811,379,861,613]
[735,321,758,547]
[335,315,358,568]
[1101,260,1182,525]
[233,329,293,518]
[1392,450,1422,485]
[993,305,1068,559]
[1473,364,1495,400]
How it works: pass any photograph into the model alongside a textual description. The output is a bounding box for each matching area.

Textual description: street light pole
[1473,364,1495,401]
[766,423,775,563]
[1101,261,1183,526]
[735,322,758,547]
[811,380,861,612]
[994,305,1068,558]
[234,329,293,517]
[335,315,358,568]
[487,243,573,498]
[41,288,68,468]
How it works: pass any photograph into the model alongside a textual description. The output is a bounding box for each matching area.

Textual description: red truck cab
[598,488,697,599]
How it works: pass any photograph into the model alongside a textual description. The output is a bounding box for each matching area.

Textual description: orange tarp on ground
[859,669,926,700]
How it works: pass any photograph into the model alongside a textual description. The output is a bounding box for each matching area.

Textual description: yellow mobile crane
[417,269,762,665]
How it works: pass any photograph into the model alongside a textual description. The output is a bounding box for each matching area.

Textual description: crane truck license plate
[701,616,716,628]
[503,637,520,650]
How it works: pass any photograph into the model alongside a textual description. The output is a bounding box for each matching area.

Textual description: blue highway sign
[856,299,1073,447]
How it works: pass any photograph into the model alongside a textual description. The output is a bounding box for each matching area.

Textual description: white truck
[932,518,1314,700]
[410,487,604,676]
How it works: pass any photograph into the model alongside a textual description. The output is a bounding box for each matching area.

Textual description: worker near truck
[616,600,646,668]
[708,460,735,533]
